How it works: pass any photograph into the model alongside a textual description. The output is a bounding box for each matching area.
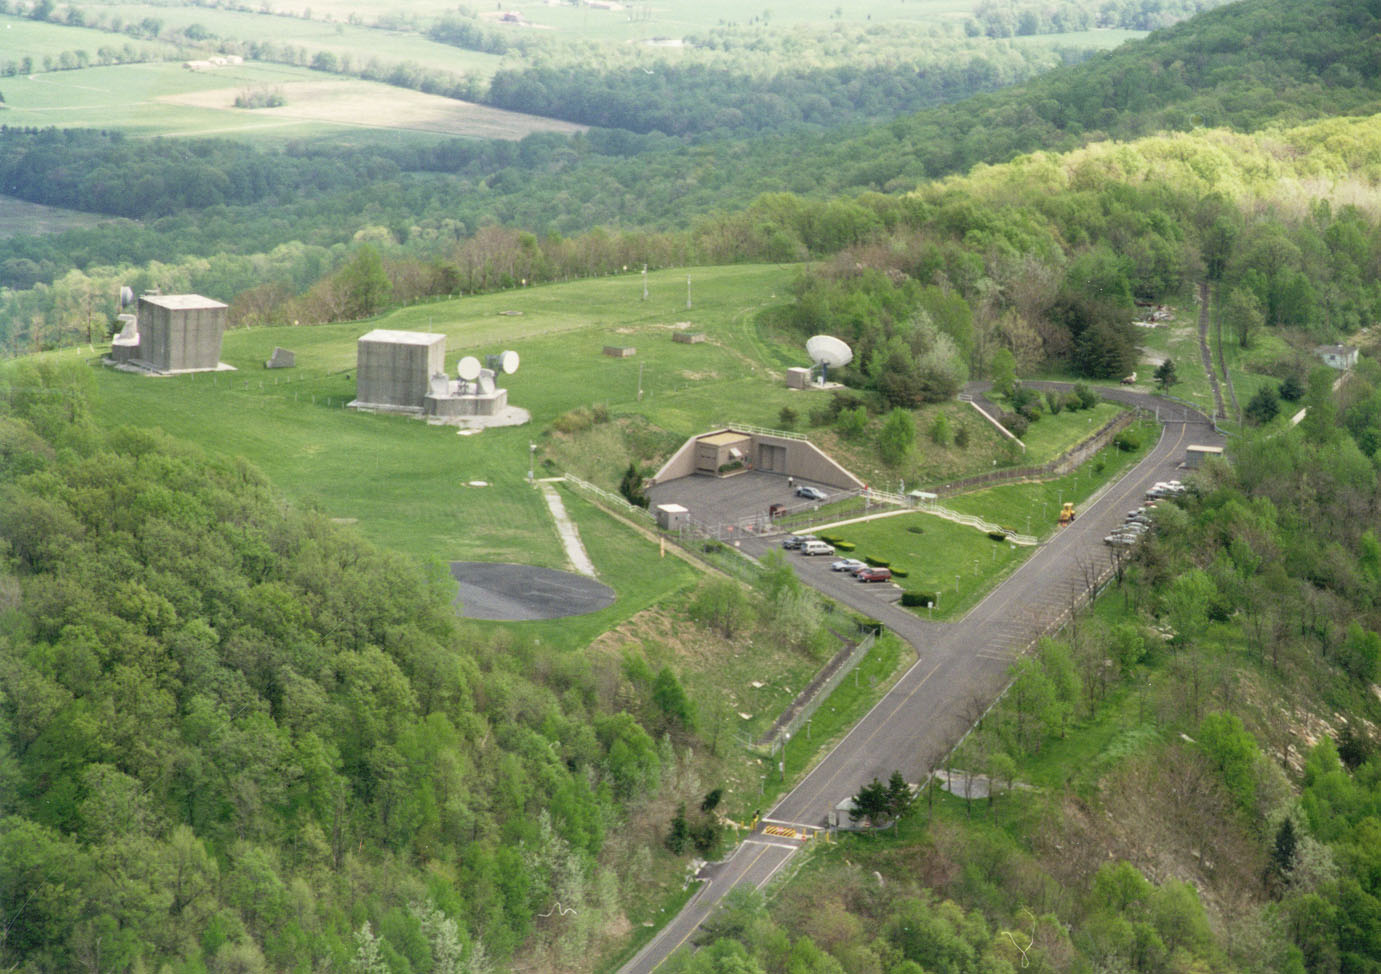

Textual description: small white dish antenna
[457,356,482,381]
[806,334,852,382]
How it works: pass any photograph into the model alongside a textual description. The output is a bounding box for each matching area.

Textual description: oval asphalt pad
[449,562,615,621]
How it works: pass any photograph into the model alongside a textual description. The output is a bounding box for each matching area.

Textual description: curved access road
[619,389,1220,974]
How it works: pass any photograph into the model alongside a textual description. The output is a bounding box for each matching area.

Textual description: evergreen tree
[1154,358,1178,392]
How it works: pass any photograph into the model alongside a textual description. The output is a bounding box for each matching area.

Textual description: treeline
[7,112,1381,370]
[0,360,707,971]
[483,47,1066,138]
[967,0,1234,37]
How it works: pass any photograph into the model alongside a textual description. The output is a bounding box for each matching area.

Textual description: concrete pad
[449,562,614,621]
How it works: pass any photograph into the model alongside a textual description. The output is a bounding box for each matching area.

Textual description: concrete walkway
[539,483,597,577]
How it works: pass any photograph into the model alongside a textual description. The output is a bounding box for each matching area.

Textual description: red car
[856,567,892,582]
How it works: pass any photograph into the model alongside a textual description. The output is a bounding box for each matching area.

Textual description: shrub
[953,424,970,448]
[717,460,743,473]
[901,591,936,607]
[778,405,798,429]
[1074,382,1099,410]
[834,541,856,552]
[988,530,1007,541]
[808,407,832,427]
[929,413,952,446]
[907,525,925,534]
[1002,412,1029,438]
[591,402,610,423]
[890,567,909,579]
[1113,429,1141,451]
[864,556,890,568]
[853,615,882,632]
[551,406,594,434]
[1045,390,1064,415]
[819,534,840,545]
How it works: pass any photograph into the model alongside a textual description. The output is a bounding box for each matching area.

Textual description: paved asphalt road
[620,390,1221,974]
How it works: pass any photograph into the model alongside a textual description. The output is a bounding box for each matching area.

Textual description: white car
[800,540,836,556]
[831,558,867,573]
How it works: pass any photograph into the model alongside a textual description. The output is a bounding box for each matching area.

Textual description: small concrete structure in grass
[603,345,636,357]
[349,329,529,428]
[671,331,705,345]
[1317,344,1358,370]
[107,293,233,375]
[785,367,813,389]
[1185,444,1223,469]
[265,347,295,369]
[655,503,689,530]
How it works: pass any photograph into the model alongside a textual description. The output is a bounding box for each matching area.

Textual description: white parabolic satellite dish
[457,356,482,381]
[498,349,520,375]
[806,334,853,369]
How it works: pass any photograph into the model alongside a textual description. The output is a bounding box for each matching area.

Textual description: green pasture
[1012,400,1124,464]
[0,12,174,60]
[68,3,503,76]
[941,419,1160,539]
[83,265,797,569]
[0,60,331,137]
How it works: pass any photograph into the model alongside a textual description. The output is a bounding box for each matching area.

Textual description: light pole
[528,442,536,481]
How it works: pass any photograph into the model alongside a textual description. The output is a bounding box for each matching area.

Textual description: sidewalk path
[540,482,597,577]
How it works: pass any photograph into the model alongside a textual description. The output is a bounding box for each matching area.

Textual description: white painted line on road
[754,847,797,890]
[789,659,945,804]
[745,837,804,851]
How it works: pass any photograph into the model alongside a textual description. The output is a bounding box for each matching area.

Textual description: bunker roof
[358,329,446,345]
[140,294,227,311]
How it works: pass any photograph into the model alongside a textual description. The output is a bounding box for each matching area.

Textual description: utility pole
[686,273,692,309]
[641,264,649,301]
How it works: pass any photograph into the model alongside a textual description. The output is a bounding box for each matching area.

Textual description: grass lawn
[823,514,1028,621]
[941,419,1160,540]
[1016,401,1124,462]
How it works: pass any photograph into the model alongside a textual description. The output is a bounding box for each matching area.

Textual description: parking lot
[646,471,840,534]
[740,533,907,609]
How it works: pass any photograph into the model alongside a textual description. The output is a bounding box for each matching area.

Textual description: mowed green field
[0,58,580,141]
[0,13,174,60]
[51,4,505,75]
[84,265,801,568]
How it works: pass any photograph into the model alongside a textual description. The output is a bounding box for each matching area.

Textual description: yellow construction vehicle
[1058,502,1076,525]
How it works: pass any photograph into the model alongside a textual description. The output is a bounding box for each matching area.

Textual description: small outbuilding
[695,431,753,476]
[785,367,813,389]
[655,503,690,530]
[1316,344,1358,370]
[1185,444,1223,469]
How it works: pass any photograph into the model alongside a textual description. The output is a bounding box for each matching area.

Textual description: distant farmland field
[0,62,584,141]
[160,79,588,139]
[0,196,107,239]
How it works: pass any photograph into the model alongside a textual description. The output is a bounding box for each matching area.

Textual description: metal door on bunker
[758,443,786,473]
